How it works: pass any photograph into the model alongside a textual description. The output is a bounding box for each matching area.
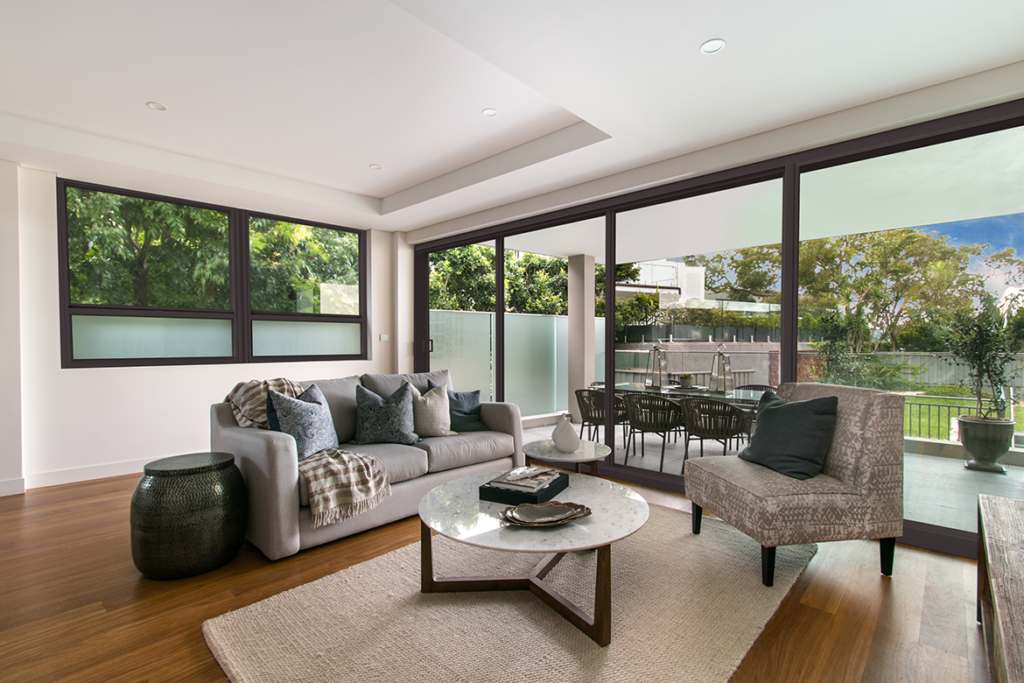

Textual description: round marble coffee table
[523,439,611,477]
[418,472,649,646]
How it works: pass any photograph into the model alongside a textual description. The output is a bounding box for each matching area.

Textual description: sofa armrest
[479,402,524,468]
[211,403,301,560]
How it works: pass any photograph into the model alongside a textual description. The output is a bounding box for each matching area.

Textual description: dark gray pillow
[352,382,419,445]
[738,393,838,480]
[428,379,488,432]
[267,384,339,461]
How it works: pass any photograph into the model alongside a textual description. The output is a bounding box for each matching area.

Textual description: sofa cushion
[428,379,488,432]
[267,384,339,461]
[300,375,361,444]
[360,370,452,400]
[409,383,457,437]
[739,393,838,480]
[415,432,515,473]
[299,442,428,506]
[352,383,419,445]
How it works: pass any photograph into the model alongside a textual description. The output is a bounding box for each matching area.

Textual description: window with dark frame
[58,180,368,368]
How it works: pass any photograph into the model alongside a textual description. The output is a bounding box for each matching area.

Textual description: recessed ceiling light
[481,108,498,117]
[369,164,382,170]
[146,101,168,111]
[700,39,726,54]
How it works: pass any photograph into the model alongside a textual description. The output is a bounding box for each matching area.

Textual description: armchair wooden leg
[761,546,776,587]
[880,537,896,576]
[692,504,702,534]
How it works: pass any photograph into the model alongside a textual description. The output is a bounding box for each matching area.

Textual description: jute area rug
[203,505,815,683]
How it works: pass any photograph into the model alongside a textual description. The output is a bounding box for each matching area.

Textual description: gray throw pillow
[267,384,339,461]
[428,380,488,432]
[738,393,838,480]
[352,383,419,445]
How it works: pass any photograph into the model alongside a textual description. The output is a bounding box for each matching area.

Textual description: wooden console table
[977,494,1024,683]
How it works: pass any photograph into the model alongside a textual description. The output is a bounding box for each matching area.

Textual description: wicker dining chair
[622,393,684,473]
[733,385,776,443]
[679,397,748,461]
[575,388,629,447]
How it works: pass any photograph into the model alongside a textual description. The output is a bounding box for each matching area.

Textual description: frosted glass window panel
[72,316,232,360]
[429,311,494,400]
[556,315,569,412]
[505,313,559,417]
[594,317,606,383]
[801,125,1024,241]
[251,320,360,357]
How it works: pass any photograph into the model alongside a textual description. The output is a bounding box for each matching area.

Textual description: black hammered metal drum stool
[130,452,247,580]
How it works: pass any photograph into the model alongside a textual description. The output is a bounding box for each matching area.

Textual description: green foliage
[66,187,230,309]
[248,218,359,314]
[896,321,949,352]
[429,246,642,315]
[813,312,862,385]
[504,251,568,315]
[614,293,661,334]
[944,296,1023,417]
[429,245,497,312]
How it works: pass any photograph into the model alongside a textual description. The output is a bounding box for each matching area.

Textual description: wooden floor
[0,473,990,683]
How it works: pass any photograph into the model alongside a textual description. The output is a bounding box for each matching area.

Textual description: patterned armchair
[683,383,904,586]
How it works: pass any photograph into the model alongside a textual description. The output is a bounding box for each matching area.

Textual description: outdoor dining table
[612,382,765,407]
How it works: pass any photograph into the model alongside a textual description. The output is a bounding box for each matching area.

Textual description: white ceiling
[1,0,1023,235]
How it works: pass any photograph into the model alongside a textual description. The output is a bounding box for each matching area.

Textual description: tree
[248,217,359,314]
[429,246,642,315]
[429,245,497,312]
[66,186,230,309]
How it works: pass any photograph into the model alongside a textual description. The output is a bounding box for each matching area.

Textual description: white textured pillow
[409,383,457,437]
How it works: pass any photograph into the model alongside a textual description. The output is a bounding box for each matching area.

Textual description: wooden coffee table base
[420,520,612,646]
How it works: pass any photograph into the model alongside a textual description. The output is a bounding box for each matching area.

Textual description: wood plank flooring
[0,473,990,682]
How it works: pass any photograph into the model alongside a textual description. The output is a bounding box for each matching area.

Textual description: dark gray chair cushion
[738,393,838,480]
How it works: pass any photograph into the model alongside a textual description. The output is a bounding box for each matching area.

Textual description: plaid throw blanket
[226,378,303,429]
[298,449,391,528]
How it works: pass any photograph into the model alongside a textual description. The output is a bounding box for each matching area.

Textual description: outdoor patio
[522,423,1024,535]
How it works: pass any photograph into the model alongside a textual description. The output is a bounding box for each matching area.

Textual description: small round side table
[523,439,611,477]
[130,452,247,580]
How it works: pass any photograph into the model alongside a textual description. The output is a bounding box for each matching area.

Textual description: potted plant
[945,298,1023,473]
[679,373,693,389]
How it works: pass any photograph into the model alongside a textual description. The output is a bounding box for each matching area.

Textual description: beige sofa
[211,370,524,560]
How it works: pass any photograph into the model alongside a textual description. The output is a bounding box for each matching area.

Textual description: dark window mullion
[234,209,252,363]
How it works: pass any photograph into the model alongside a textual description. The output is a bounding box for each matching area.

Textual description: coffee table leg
[421,518,613,646]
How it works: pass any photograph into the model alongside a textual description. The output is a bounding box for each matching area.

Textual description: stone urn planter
[958,416,1015,473]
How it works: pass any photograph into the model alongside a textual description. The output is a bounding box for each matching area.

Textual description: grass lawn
[904,394,1024,440]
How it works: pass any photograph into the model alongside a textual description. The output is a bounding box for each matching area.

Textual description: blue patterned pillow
[352,382,419,445]
[268,384,339,461]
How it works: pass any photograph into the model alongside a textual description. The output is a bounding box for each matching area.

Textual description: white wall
[8,167,398,492]
[0,160,24,495]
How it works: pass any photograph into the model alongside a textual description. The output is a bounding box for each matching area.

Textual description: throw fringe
[310,483,392,528]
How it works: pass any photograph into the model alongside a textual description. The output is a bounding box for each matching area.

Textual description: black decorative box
[479,472,570,505]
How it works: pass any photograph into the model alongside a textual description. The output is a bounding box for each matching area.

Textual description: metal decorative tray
[499,501,592,527]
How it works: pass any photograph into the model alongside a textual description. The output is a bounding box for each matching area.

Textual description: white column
[568,254,595,422]
[0,160,24,496]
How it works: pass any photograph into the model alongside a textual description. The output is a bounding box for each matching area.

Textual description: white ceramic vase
[552,414,581,453]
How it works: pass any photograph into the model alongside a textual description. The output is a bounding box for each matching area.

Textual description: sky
[921,212,1024,254]
[918,211,1024,303]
